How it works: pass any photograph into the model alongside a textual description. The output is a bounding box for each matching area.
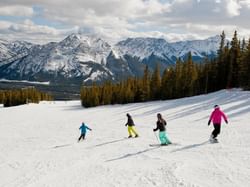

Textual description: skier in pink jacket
[208,105,228,142]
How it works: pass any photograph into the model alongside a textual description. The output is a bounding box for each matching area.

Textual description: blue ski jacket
[79,123,91,134]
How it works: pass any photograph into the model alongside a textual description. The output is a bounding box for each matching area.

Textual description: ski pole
[153,131,160,144]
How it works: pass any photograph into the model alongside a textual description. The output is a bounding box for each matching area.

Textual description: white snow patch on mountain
[0,78,50,85]
[83,70,113,82]
[171,35,221,57]
[115,37,175,60]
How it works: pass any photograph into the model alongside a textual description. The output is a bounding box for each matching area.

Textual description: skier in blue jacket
[78,122,92,142]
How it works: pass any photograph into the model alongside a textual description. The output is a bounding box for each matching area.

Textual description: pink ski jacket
[209,108,228,125]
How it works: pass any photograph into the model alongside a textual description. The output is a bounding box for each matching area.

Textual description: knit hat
[214,105,219,109]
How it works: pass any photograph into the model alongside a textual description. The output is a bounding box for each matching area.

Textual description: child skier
[208,105,228,143]
[125,113,139,138]
[78,122,92,142]
[153,113,171,145]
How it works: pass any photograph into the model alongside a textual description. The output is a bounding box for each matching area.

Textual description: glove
[208,120,211,126]
[225,120,228,124]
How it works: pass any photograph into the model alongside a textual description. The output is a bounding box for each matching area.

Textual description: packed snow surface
[1,89,250,187]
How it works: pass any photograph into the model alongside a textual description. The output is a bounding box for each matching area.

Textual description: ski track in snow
[0,89,250,187]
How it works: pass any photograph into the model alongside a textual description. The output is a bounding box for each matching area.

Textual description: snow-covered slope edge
[0,89,250,187]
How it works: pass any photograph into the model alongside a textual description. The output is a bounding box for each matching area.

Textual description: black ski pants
[78,134,85,141]
[212,124,221,138]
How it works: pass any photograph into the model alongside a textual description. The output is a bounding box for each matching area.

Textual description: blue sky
[0,0,250,44]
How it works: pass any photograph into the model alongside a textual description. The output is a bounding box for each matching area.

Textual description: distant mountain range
[0,34,220,85]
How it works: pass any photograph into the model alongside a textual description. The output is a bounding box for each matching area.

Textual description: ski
[124,136,139,139]
[209,139,219,143]
[149,143,178,147]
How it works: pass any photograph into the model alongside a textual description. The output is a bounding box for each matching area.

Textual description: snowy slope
[1,89,250,187]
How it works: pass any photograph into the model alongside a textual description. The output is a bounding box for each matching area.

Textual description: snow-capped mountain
[0,39,12,60]
[0,39,33,61]
[171,35,221,60]
[0,34,115,84]
[114,36,220,70]
[0,34,221,85]
[114,37,177,71]
[58,34,112,65]
[115,37,176,61]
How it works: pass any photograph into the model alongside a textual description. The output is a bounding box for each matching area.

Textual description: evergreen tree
[134,79,144,102]
[181,52,198,96]
[175,58,183,98]
[101,81,112,105]
[240,38,250,88]
[217,31,226,62]
[150,63,161,100]
[142,65,151,101]
[0,91,5,104]
[161,68,169,99]
[123,78,135,103]
[2,88,51,107]
[241,38,246,52]
[228,31,241,88]
[91,84,100,106]
[217,31,227,89]
[161,67,175,99]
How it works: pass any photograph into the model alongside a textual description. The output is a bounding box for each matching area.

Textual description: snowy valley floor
[1,89,250,187]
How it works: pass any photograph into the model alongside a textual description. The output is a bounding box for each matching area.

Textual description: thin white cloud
[240,0,250,8]
[226,0,241,17]
[8,19,60,35]
[0,19,79,44]
[0,21,12,30]
[0,5,34,17]
[0,0,249,43]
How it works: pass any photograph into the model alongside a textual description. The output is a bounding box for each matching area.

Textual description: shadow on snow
[105,147,159,162]
[171,140,209,153]
[52,143,72,149]
[92,138,128,148]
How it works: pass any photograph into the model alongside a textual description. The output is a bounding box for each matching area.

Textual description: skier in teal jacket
[78,122,92,142]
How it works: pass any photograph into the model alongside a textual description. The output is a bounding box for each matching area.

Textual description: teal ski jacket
[79,123,91,134]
